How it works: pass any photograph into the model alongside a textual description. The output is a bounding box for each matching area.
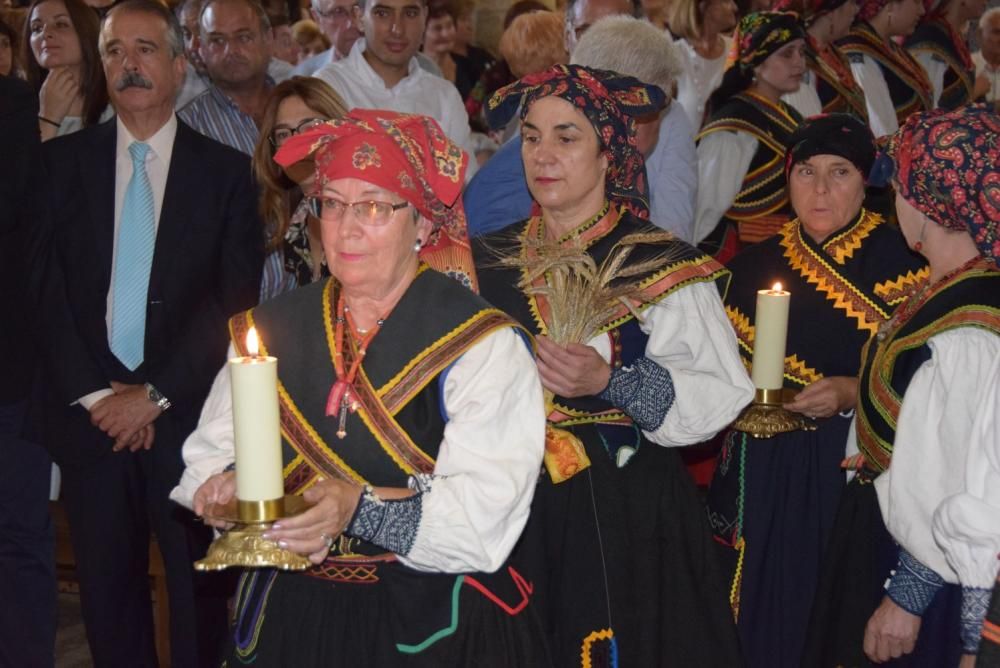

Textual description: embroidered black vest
[838,21,933,125]
[854,266,1000,475]
[229,268,523,554]
[905,16,976,110]
[698,92,803,244]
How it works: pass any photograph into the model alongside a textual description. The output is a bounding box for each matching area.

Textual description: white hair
[981,6,1000,31]
[570,15,682,97]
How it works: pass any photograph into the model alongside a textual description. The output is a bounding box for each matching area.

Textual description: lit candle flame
[772,282,783,292]
[247,327,259,357]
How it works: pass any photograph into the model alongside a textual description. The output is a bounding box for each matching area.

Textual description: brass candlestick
[194,495,312,572]
[731,388,818,439]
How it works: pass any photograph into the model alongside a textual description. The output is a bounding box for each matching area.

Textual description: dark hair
[0,16,19,76]
[426,0,456,22]
[103,0,186,59]
[23,0,108,127]
[503,0,547,27]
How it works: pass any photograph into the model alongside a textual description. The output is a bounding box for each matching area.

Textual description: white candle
[750,282,791,390]
[228,327,284,502]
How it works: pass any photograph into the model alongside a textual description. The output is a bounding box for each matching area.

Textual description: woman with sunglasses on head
[253,77,348,301]
[23,0,108,141]
[172,110,551,666]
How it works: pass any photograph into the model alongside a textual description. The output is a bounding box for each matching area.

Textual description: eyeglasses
[307,197,410,225]
[269,117,326,147]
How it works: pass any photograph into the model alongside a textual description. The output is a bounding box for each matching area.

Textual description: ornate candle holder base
[731,388,818,439]
[194,495,312,572]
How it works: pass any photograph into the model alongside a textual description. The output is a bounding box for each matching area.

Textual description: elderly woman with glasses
[476,64,752,667]
[805,104,1000,668]
[170,111,551,666]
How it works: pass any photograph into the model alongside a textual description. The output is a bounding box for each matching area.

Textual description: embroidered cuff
[408,473,437,494]
[885,549,945,616]
[346,485,423,556]
[961,586,991,654]
[598,356,675,431]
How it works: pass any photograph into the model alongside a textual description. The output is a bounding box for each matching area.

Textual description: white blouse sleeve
[782,72,823,119]
[912,50,946,109]
[931,341,1000,588]
[874,328,1000,586]
[694,130,758,244]
[850,55,899,138]
[587,281,754,447]
[402,327,545,572]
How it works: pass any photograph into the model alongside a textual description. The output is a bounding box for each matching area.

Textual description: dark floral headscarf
[887,104,1000,263]
[274,109,478,289]
[733,11,806,72]
[485,64,666,219]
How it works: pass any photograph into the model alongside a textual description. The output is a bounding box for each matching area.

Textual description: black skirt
[802,478,962,667]
[510,422,743,667]
[224,560,552,667]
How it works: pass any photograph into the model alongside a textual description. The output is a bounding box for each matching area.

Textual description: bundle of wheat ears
[496,230,683,345]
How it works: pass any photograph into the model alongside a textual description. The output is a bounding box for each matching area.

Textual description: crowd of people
[1,0,999,664]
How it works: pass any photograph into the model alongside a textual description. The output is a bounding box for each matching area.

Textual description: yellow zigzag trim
[823,210,880,264]
[581,628,614,668]
[781,226,885,335]
[785,354,822,387]
[874,267,930,306]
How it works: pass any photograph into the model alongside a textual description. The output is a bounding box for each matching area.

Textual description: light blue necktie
[110,141,156,371]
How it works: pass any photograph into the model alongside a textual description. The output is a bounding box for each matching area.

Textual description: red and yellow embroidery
[874,267,930,306]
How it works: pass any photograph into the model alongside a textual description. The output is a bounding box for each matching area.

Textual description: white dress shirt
[314,39,477,178]
[171,326,545,574]
[78,115,178,410]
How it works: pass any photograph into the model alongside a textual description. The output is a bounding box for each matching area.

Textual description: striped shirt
[178,82,266,156]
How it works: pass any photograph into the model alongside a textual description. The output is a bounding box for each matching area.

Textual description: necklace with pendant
[325,296,385,438]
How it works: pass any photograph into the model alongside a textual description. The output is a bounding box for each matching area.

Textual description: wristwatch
[144,383,172,412]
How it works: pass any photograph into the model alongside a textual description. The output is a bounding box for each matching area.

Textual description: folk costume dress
[172,111,554,666]
[707,208,926,668]
[695,12,806,258]
[481,65,755,667]
[804,105,1000,666]
[837,19,933,137]
[905,11,977,109]
[476,205,753,668]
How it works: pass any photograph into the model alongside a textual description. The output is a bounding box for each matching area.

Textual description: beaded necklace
[325,294,385,438]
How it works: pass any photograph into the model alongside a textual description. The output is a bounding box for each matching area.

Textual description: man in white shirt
[291,0,361,75]
[315,0,477,175]
[974,7,1000,101]
[41,1,262,664]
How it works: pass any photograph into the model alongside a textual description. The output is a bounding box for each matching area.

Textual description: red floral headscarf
[887,104,1000,264]
[274,109,477,289]
[485,64,666,219]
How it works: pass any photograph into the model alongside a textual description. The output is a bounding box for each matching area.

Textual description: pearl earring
[414,239,422,252]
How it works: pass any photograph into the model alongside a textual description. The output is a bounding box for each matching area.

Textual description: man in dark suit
[41,1,263,665]
[0,75,57,668]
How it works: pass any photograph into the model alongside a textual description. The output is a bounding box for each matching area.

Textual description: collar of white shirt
[342,38,422,91]
[115,113,178,172]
